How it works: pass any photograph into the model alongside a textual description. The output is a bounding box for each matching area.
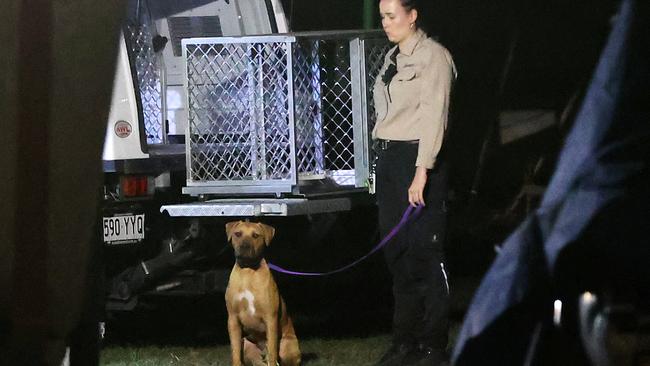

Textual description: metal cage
[182,31,389,196]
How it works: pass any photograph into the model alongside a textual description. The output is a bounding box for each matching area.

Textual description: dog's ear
[258,223,275,246]
[225,221,241,243]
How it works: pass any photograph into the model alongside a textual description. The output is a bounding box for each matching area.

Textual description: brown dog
[225,221,301,366]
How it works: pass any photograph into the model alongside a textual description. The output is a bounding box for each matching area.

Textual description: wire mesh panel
[363,38,393,136]
[361,38,392,190]
[293,40,325,178]
[125,22,164,144]
[183,37,296,194]
[319,40,355,173]
[293,35,387,186]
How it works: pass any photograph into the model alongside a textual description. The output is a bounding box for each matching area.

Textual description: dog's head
[225,221,275,268]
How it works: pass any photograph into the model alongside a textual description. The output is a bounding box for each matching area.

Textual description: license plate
[103,214,145,244]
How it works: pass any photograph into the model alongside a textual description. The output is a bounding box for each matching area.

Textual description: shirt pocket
[391,69,419,106]
[395,69,417,82]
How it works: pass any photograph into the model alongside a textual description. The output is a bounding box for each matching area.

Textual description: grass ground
[100,320,467,366]
[98,273,474,366]
[101,334,392,366]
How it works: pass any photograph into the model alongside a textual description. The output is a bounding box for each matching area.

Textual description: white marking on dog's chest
[237,290,256,315]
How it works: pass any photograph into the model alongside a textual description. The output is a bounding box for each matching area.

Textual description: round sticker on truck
[114,120,132,138]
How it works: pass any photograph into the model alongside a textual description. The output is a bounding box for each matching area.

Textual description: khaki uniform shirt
[372,29,456,169]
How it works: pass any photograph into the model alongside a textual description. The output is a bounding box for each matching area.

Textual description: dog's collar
[235,256,263,269]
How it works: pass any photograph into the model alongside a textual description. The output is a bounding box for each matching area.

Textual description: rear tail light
[120,175,154,197]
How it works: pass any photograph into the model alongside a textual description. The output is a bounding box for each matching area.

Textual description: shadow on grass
[301,352,319,364]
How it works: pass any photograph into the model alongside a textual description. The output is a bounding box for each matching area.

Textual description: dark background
[280,0,618,196]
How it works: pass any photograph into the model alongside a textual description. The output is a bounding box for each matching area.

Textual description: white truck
[101,0,389,310]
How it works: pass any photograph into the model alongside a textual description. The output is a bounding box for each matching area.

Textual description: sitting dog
[225,221,301,366]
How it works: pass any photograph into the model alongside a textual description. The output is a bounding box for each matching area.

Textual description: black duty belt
[375,139,419,151]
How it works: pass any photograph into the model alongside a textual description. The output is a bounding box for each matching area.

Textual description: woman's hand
[408,166,428,207]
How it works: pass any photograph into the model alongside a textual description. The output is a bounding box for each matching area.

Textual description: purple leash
[268,205,423,276]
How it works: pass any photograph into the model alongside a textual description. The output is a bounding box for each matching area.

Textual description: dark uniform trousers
[376,142,450,351]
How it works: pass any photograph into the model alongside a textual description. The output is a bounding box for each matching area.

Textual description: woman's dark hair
[398,0,419,12]
[397,0,430,35]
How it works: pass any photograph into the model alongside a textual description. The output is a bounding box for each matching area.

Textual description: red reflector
[120,176,149,197]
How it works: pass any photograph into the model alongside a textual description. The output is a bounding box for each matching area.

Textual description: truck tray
[160,197,353,217]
